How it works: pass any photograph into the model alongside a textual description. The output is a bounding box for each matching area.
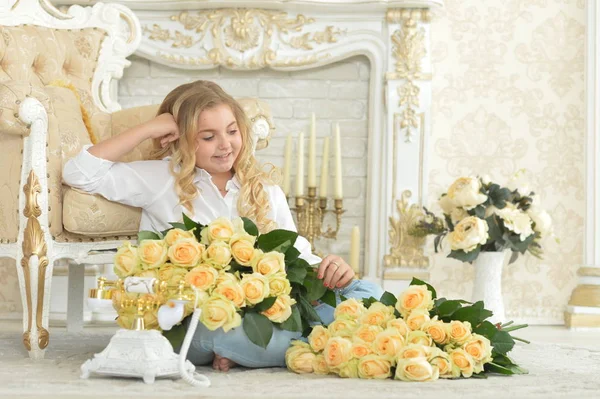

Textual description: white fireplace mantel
[56,0,444,285]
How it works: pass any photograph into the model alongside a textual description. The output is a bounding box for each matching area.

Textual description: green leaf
[450,301,492,327]
[169,222,188,230]
[409,277,437,299]
[448,246,481,263]
[279,305,303,332]
[473,320,499,338]
[242,312,273,349]
[491,329,516,355]
[436,299,469,319]
[137,230,160,242]
[470,372,488,379]
[285,246,301,262]
[379,291,398,307]
[297,295,323,323]
[257,229,298,253]
[485,362,517,375]
[228,260,251,274]
[485,216,503,243]
[161,319,188,351]
[241,217,259,237]
[508,250,519,264]
[286,264,307,285]
[320,289,337,308]
[303,272,328,302]
[361,296,379,309]
[251,296,278,312]
[434,235,442,253]
[473,205,486,219]
[182,212,198,231]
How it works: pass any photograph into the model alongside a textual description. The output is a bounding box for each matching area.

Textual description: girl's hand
[145,113,180,147]
[317,255,355,289]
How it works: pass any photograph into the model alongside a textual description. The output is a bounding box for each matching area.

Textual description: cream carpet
[0,328,599,399]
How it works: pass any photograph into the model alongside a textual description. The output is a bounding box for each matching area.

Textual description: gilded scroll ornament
[383,190,428,268]
[144,9,343,69]
[21,170,49,350]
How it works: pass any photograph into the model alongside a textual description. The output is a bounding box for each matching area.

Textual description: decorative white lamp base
[80,329,195,384]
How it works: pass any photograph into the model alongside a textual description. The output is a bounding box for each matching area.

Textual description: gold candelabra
[289,186,345,250]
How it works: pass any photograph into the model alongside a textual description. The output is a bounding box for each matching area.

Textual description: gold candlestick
[289,187,345,251]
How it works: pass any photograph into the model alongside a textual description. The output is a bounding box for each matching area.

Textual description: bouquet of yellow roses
[112,214,336,348]
[286,279,528,380]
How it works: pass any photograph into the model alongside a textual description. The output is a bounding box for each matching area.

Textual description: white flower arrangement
[411,171,553,263]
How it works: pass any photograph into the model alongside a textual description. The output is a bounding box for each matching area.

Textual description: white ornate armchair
[0,0,275,359]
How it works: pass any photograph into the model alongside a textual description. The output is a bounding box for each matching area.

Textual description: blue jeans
[184,279,383,368]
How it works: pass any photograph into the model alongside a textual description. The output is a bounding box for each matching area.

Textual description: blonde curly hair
[150,80,277,233]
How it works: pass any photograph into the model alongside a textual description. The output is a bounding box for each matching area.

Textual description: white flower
[446,177,488,210]
[527,206,552,237]
[439,194,455,215]
[447,216,489,253]
[480,175,491,185]
[496,207,534,241]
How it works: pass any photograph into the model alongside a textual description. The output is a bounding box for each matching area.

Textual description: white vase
[471,251,508,324]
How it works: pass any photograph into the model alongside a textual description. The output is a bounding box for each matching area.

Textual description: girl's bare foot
[213,354,237,372]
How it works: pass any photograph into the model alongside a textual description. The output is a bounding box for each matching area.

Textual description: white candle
[319,137,330,198]
[308,113,317,187]
[296,132,304,196]
[282,134,292,196]
[334,123,343,199]
[350,226,360,274]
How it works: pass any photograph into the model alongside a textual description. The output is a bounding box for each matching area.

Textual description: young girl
[63,80,383,371]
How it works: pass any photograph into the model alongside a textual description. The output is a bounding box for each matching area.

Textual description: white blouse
[62,145,321,265]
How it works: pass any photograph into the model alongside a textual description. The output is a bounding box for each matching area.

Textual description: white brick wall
[119,55,371,266]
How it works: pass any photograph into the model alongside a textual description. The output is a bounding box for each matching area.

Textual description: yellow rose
[200,295,241,332]
[323,337,353,371]
[285,341,315,374]
[261,294,295,323]
[185,264,219,291]
[216,270,239,285]
[421,318,450,345]
[350,341,372,359]
[395,357,439,382]
[448,348,475,378]
[113,241,141,278]
[354,324,383,343]
[230,233,257,266]
[398,343,430,360]
[386,318,410,337]
[312,354,330,375]
[268,272,292,297]
[204,241,233,267]
[213,279,246,309]
[373,329,405,357]
[334,298,366,320]
[338,359,360,378]
[357,355,392,379]
[164,228,195,247]
[168,237,204,268]
[463,333,493,371]
[447,216,489,253]
[359,302,395,327]
[203,217,236,243]
[406,308,431,331]
[448,320,472,345]
[158,265,189,287]
[308,325,330,352]
[138,239,168,269]
[428,347,453,378]
[396,284,434,318]
[406,330,433,347]
[252,251,285,276]
[327,318,358,338]
[240,273,270,305]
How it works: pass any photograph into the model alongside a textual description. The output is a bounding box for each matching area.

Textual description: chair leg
[67,261,85,333]
[17,252,52,359]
